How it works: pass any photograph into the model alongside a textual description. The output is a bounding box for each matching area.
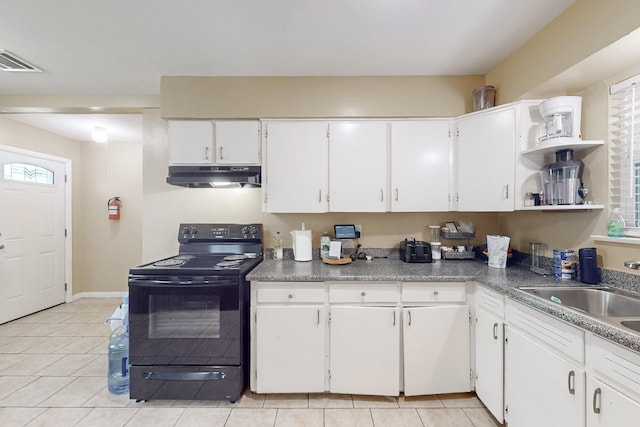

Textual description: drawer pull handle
[288,294,293,299]
[317,309,320,326]
[408,310,412,326]
[493,323,498,340]
[433,290,439,296]
[361,291,366,297]
[567,370,575,395]
[392,311,396,326]
[593,388,601,414]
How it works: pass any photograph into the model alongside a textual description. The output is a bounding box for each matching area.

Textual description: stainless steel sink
[620,320,640,333]
[517,286,640,337]
[518,286,640,317]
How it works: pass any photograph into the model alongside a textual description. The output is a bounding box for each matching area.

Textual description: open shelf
[521,139,604,157]
[591,235,640,245]
[519,204,604,211]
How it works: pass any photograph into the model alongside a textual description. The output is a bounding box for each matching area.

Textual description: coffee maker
[537,96,582,142]
[540,149,588,205]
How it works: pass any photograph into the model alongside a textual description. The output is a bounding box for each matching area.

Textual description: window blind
[610,80,640,228]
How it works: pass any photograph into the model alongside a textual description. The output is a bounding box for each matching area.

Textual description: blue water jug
[107,296,129,394]
[108,324,129,394]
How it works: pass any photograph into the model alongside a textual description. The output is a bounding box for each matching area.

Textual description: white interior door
[0,146,67,324]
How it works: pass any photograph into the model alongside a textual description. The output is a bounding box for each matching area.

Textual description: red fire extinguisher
[108,197,121,220]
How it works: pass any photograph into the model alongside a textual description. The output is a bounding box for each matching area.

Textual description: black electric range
[128,223,263,402]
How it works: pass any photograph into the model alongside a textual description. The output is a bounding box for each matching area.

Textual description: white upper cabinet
[168,119,260,165]
[455,106,516,212]
[328,121,388,212]
[213,120,261,164]
[168,120,214,165]
[262,121,329,213]
[390,120,451,212]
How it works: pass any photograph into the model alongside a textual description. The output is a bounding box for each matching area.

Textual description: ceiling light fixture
[91,126,108,143]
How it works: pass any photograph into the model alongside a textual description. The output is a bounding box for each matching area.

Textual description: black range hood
[166,165,261,188]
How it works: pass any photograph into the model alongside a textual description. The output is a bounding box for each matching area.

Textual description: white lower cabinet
[505,299,586,427]
[329,306,400,396]
[403,305,470,395]
[586,333,640,426]
[505,327,585,427]
[474,286,505,423]
[587,378,640,426]
[255,305,326,393]
[251,282,327,393]
[401,282,470,396]
[252,280,472,396]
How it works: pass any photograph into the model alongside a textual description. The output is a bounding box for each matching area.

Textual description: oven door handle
[128,278,233,286]
[143,371,226,381]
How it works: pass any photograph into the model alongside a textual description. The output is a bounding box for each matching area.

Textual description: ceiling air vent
[0,50,42,72]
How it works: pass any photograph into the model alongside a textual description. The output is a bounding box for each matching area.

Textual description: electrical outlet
[355,224,362,234]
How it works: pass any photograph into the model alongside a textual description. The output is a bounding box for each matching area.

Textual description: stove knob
[182,226,190,235]
[190,226,198,235]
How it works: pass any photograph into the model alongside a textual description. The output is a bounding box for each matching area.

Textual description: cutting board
[322,257,352,265]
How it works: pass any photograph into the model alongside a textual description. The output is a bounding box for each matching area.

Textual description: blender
[537,96,582,143]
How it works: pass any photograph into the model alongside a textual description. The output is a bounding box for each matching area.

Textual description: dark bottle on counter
[579,247,599,284]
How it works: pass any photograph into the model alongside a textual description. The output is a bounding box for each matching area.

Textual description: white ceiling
[0,0,575,141]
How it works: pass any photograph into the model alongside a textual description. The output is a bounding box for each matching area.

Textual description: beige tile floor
[0,298,501,426]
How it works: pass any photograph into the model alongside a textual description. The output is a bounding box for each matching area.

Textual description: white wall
[78,137,143,293]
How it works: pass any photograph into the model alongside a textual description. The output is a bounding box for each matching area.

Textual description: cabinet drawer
[402,282,466,303]
[506,299,584,364]
[587,333,640,402]
[329,283,399,303]
[476,285,505,318]
[257,283,325,303]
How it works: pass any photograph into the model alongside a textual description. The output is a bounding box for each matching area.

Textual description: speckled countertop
[248,258,640,353]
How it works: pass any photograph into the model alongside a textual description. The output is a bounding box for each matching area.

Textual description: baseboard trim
[72,292,127,300]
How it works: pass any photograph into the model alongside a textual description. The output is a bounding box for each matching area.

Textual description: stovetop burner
[153,258,187,267]
[216,260,244,268]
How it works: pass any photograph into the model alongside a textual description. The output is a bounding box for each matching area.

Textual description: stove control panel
[179,223,263,241]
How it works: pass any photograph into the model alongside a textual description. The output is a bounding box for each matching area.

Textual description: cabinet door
[390,121,451,212]
[328,121,388,212]
[475,307,504,422]
[587,377,640,426]
[403,305,470,396]
[263,121,328,213]
[330,306,400,396]
[168,120,214,165]
[456,108,515,211]
[213,120,261,164]
[505,327,585,427]
[256,305,326,393]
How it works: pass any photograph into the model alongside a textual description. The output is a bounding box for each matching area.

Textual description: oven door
[128,275,243,366]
